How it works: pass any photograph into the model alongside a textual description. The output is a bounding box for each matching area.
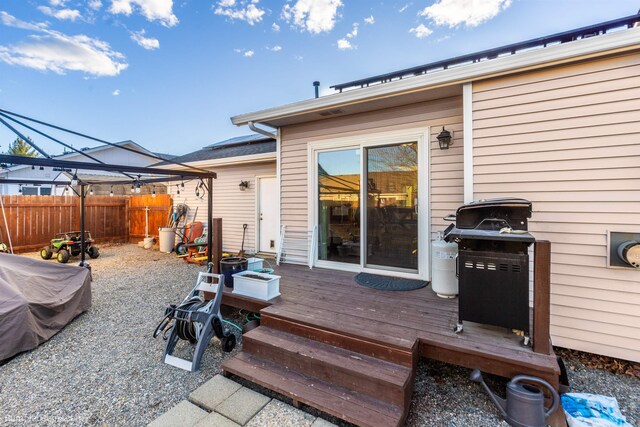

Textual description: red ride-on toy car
[40,231,100,263]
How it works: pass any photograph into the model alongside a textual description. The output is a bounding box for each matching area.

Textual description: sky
[0,0,638,156]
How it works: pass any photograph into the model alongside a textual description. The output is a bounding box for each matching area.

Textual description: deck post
[207,177,213,268]
[533,240,551,354]
[212,218,222,274]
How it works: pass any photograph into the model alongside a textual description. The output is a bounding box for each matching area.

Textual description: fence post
[533,240,551,354]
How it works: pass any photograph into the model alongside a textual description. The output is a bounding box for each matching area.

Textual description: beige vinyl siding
[280,96,464,259]
[472,52,640,362]
[168,161,276,253]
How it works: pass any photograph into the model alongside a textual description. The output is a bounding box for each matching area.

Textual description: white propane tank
[431,233,458,298]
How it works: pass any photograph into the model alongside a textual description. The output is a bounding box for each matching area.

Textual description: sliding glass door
[314,132,426,277]
[365,143,418,272]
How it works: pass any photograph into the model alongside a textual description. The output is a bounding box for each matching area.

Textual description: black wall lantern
[239,180,249,191]
[437,126,453,150]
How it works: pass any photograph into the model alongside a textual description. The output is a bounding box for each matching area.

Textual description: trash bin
[220,257,248,288]
[159,227,175,253]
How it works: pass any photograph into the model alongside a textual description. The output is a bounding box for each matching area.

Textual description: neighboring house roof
[60,172,131,183]
[3,140,160,173]
[231,15,640,127]
[155,134,276,166]
[153,152,177,161]
[203,133,272,149]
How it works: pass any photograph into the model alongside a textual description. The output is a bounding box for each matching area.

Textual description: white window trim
[463,82,474,203]
[307,126,431,280]
[275,128,282,254]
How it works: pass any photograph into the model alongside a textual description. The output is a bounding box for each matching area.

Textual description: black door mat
[355,272,429,291]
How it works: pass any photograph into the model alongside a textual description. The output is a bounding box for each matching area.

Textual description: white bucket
[143,237,154,249]
[247,257,264,271]
[158,227,175,253]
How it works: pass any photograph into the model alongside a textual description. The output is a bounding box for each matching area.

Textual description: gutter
[231,26,640,126]
[248,122,277,139]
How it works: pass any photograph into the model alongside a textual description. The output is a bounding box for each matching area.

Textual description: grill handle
[455,253,459,278]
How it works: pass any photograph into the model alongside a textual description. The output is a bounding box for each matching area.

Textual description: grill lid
[453,197,532,231]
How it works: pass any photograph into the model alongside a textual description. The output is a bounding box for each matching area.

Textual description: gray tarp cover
[0,253,91,361]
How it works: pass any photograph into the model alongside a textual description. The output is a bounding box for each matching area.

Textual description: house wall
[0,144,162,195]
[472,52,640,362]
[167,161,276,254]
[280,95,464,259]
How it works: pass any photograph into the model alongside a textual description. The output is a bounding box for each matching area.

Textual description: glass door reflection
[317,149,361,264]
[365,142,418,271]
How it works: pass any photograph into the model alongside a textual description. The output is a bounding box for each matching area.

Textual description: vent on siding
[318,109,345,117]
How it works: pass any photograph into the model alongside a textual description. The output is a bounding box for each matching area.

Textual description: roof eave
[231,27,640,127]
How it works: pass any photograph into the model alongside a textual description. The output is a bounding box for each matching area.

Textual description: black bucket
[220,257,248,288]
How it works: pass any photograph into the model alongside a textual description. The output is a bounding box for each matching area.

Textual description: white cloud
[271,22,280,31]
[267,45,282,51]
[130,29,159,49]
[398,3,411,13]
[112,89,120,95]
[214,0,265,26]
[243,49,254,57]
[363,15,374,25]
[347,22,358,37]
[1,11,49,31]
[0,12,128,76]
[337,38,352,50]
[89,0,103,10]
[49,0,67,6]
[336,21,358,50]
[294,54,303,61]
[409,23,432,38]
[282,0,343,34]
[37,6,82,21]
[419,0,511,28]
[109,0,179,27]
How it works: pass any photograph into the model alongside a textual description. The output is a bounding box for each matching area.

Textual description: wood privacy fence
[128,194,173,241]
[0,194,173,252]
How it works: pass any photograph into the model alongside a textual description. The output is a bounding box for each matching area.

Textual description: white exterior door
[258,176,278,253]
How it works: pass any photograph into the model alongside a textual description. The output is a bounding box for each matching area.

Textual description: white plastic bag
[562,393,634,427]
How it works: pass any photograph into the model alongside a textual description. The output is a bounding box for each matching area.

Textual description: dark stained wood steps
[242,326,412,408]
[223,352,407,427]
[222,322,416,427]
[260,312,415,367]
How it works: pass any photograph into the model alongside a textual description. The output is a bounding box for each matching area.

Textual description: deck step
[261,312,415,367]
[222,352,406,427]
[243,326,412,407]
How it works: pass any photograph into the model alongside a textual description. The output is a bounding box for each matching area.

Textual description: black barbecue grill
[443,198,535,343]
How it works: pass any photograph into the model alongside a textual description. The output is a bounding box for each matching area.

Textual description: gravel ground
[406,356,639,427]
[1,244,637,427]
[0,244,242,427]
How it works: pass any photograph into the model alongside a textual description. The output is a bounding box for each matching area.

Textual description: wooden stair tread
[262,302,417,351]
[222,352,405,427]
[245,326,412,389]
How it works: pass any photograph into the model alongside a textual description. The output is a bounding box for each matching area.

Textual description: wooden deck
[220,260,562,427]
